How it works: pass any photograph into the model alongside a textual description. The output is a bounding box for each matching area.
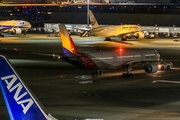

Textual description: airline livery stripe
[61,33,73,53]
[0,25,29,28]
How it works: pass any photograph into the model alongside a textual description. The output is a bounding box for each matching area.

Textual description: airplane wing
[14,48,61,60]
[0,26,14,32]
[14,48,84,60]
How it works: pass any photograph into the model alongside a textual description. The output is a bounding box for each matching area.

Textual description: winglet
[59,24,79,55]
[0,55,57,120]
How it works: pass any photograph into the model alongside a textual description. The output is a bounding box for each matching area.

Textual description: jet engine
[11,28,22,35]
[134,32,145,39]
[144,64,158,73]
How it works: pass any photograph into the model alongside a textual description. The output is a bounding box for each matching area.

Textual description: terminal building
[2,0,180,3]
[1,1,180,27]
[3,0,53,4]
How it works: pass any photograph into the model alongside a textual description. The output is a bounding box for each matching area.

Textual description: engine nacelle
[134,32,145,39]
[11,28,22,35]
[144,64,158,73]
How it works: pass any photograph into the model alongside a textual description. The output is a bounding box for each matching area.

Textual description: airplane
[0,55,58,120]
[0,20,31,37]
[59,24,161,77]
[87,10,144,41]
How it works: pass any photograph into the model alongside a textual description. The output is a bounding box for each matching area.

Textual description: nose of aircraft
[28,22,31,28]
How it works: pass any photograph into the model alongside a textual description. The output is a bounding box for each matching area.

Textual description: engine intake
[11,28,22,35]
[134,32,145,39]
[144,64,158,73]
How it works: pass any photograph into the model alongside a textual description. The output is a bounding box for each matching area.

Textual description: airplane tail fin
[88,10,100,29]
[59,24,79,55]
[0,55,57,120]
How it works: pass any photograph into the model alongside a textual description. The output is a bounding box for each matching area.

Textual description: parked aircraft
[0,20,31,37]
[88,10,144,41]
[0,55,57,120]
[59,24,160,77]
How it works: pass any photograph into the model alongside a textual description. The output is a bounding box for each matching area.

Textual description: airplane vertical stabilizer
[88,10,100,29]
[59,24,78,55]
[0,55,57,120]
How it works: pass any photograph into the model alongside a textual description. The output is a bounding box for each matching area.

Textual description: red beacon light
[119,48,123,52]
[115,48,123,52]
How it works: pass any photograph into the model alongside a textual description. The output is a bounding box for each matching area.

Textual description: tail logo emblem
[1,74,34,114]
[90,18,96,25]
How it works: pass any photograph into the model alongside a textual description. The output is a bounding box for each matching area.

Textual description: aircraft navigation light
[119,48,123,52]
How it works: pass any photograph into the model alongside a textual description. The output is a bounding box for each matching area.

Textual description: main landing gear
[122,73,133,78]
[92,70,103,76]
[122,64,133,78]
[104,37,111,41]
[0,32,4,37]
[121,36,127,41]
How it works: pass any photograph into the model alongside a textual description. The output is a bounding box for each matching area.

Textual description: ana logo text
[20,22,24,25]
[1,74,34,114]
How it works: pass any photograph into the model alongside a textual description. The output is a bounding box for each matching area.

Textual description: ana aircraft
[88,10,144,41]
[0,55,57,120]
[59,24,160,77]
[0,20,31,37]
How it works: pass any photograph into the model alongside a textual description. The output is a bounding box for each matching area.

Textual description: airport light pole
[87,0,89,28]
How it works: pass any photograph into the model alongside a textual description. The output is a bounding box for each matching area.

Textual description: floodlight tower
[87,0,89,28]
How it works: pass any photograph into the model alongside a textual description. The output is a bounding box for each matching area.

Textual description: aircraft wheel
[24,32,26,35]
[94,71,98,76]
[129,73,133,77]
[122,73,132,78]
[121,38,127,41]
[92,71,95,76]
[1,35,4,37]
[125,73,129,78]
[99,71,102,76]
[122,73,126,78]
[167,65,170,70]
[104,38,111,41]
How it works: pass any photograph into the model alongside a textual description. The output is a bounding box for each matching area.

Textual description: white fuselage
[0,20,31,32]
[88,49,160,69]
[90,25,142,38]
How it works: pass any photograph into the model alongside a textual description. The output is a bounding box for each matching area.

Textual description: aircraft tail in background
[88,10,100,29]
